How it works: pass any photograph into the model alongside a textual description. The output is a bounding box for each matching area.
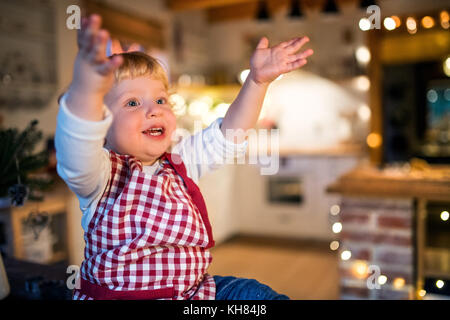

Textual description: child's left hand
[249,36,313,85]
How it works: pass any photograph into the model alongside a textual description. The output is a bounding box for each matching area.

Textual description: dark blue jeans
[214,275,290,300]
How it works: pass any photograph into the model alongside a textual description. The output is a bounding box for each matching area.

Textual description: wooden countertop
[277,145,365,157]
[249,143,366,158]
[327,164,450,201]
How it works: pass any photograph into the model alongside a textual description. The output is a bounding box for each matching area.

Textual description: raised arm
[220,36,313,143]
[65,14,123,121]
[55,14,121,210]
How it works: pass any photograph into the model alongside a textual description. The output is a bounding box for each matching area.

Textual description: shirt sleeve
[55,93,112,230]
[172,117,248,184]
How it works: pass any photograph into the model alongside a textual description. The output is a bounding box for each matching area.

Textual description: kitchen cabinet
[231,152,362,241]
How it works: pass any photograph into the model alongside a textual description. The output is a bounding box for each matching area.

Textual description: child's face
[104,76,176,165]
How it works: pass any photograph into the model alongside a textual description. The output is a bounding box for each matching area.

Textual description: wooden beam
[168,0,259,11]
[168,0,360,13]
[207,0,291,23]
[207,2,258,23]
[205,0,353,23]
[83,0,165,49]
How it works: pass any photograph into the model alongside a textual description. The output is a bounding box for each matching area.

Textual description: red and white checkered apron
[73,151,216,300]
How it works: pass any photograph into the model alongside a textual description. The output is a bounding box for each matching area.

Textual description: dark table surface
[3,256,72,300]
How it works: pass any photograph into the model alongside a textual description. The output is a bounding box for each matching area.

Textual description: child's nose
[145,103,163,118]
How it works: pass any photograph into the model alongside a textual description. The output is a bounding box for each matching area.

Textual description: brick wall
[333,197,415,300]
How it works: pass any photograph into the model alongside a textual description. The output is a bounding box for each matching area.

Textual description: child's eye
[156,98,167,105]
[126,99,140,107]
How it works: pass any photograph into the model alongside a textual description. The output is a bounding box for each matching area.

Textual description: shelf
[424,270,450,279]
[0,187,70,264]
[47,251,67,265]
[327,165,450,201]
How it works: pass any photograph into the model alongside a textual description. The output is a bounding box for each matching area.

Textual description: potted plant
[0,120,51,207]
[0,120,53,299]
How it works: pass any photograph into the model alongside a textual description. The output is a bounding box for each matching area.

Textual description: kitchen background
[0,0,449,300]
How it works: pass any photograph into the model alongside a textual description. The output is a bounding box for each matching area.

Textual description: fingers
[287,59,307,71]
[96,55,123,76]
[85,15,102,54]
[78,14,118,71]
[78,14,102,55]
[285,36,310,54]
[286,47,313,71]
[87,30,109,63]
[279,38,297,49]
[288,48,314,63]
[256,37,269,50]
[76,13,123,77]
[77,17,89,49]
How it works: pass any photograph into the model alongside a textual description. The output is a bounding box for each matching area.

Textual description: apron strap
[77,278,175,300]
[162,152,215,249]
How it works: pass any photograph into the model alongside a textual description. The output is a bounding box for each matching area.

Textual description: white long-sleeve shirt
[55,94,247,231]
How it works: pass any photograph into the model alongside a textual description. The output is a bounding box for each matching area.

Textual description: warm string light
[366,132,382,148]
[441,10,449,29]
[174,92,231,126]
[377,275,387,285]
[357,104,371,122]
[351,260,369,279]
[444,56,450,77]
[330,240,339,251]
[441,211,449,221]
[327,205,358,271]
[383,15,401,31]
[391,16,401,28]
[393,277,405,289]
[178,74,192,86]
[406,17,417,34]
[359,18,371,31]
[239,68,282,84]
[332,222,342,233]
[353,75,370,91]
[355,46,371,65]
[383,17,396,30]
[239,69,250,84]
[328,206,366,278]
[421,16,435,29]
[330,205,340,216]
[169,93,186,116]
[360,12,447,32]
[436,280,445,289]
[329,204,341,251]
[188,97,211,117]
[341,250,351,260]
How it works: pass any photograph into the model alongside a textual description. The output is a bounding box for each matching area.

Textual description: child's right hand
[70,14,123,97]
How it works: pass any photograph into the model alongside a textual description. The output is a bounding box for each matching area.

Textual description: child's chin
[146,144,169,157]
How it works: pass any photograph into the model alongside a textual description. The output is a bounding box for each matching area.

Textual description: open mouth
[142,126,165,137]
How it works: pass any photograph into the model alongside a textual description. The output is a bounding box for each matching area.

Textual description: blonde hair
[112,51,169,90]
[57,52,170,104]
